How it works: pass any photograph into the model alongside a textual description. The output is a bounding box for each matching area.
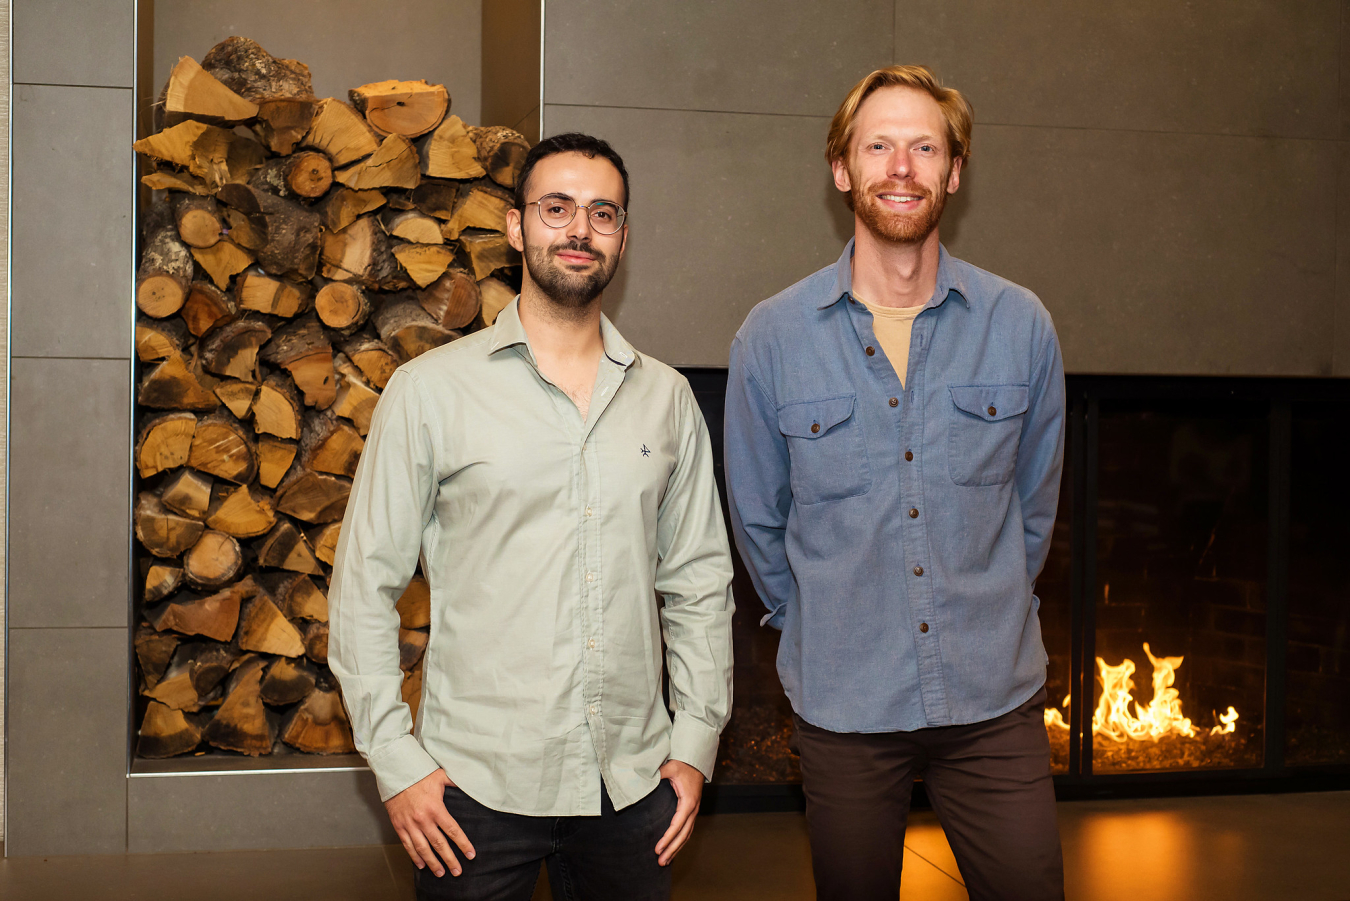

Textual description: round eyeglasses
[525,193,627,235]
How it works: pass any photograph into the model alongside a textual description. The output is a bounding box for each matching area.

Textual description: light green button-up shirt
[328,298,735,815]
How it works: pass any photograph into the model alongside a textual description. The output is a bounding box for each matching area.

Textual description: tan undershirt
[856,297,925,388]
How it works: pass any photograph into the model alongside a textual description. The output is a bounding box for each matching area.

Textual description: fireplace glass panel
[1285,403,1350,766]
[1091,400,1266,772]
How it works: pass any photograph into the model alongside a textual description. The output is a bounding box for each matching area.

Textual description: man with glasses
[330,132,735,901]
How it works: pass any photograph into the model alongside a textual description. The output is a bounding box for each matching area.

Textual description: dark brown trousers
[794,688,1064,901]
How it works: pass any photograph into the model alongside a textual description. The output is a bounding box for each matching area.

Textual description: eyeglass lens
[536,195,625,235]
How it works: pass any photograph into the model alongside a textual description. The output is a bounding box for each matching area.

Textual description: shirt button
[866,346,876,356]
[810,423,820,433]
[585,572,595,582]
[588,638,596,649]
[987,405,997,416]
[913,565,924,577]
[585,505,593,516]
[589,705,597,716]
[889,397,898,407]
[920,622,929,633]
[905,451,914,462]
[909,508,919,519]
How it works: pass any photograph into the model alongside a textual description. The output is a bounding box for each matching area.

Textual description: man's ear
[831,157,853,195]
[617,223,628,260]
[506,208,525,252]
[946,157,963,195]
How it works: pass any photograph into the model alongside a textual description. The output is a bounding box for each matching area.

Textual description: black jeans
[414,781,677,901]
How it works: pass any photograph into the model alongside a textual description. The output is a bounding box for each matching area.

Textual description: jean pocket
[947,384,1029,486]
[777,394,872,505]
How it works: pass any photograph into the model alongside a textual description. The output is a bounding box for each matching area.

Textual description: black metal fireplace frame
[681,370,1350,813]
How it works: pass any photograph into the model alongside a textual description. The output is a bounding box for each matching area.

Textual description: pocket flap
[778,395,856,439]
[949,384,1030,422]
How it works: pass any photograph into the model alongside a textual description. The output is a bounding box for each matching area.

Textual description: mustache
[551,239,607,262]
[865,181,932,200]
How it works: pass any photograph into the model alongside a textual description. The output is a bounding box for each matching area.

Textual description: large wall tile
[128,770,394,852]
[6,628,128,855]
[894,0,1340,140]
[12,0,134,87]
[544,0,892,117]
[943,126,1337,375]
[9,358,131,628]
[11,84,134,358]
[544,105,854,366]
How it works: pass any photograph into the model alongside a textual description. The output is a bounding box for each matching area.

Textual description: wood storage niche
[133,36,526,760]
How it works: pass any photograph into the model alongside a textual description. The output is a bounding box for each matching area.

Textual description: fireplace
[683,372,1350,805]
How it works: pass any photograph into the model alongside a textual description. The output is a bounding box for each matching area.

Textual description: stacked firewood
[132,37,527,758]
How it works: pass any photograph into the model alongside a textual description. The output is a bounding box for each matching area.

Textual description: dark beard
[522,236,619,311]
[852,175,948,244]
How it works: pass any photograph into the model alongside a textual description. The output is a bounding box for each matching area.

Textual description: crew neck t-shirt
[855,297,925,388]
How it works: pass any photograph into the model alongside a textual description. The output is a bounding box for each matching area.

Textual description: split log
[309,522,342,566]
[411,181,460,220]
[144,563,184,605]
[382,209,443,244]
[206,482,277,538]
[136,412,197,477]
[204,655,276,756]
[300,409,365,478]
[418,114,485,179]
[403,667,424,722]
[135,624,180,688]
[139,700,203,758]
[139,352,221,411]
[186,643,240,697]
[397,574,432,629]
[146,641,238,711]
[136,491,207,557]
[331,354,379,435]
[321,216,403,287]
[350,79,448,138]
[165,55,260,126]
[421,268,481,330]
[386,192,417,211]
[201,37,314,103]
[214,380,257,419]
[137,201,195,317]
[249,151,333,199]
[399,628,429,672]
[201,319,272,381]
[148,576,257,641]
[303,98,380,167]
[276,461,351,524]
[393,243,457,288]
[374,296,458,362]
[238,594,305,656]
[338,331,399,389]
[225,133,268,185]
[260,315,336,408]
[173,193,223,250]
[144,653,203,711]
[254,97,317,155]
[281,687,356,754]
[237,269,312,317]
[320,186,385,232]
[261,656,318,705]
[461,232,520,281]
[161,468,213,519]
[181,281,236,337]
[279,573,328,622]
[133,120,236,190]
[253,373,304,439]
[183,529,245,589]
[221,206,267,251]
[303,621,330,664]
[192,240,254,289]
[142,169,211,194]
[442,180,513,240]
[136,317,189,362]
[218,184,323,279]
[258,435,299,488]
[314,280,372,334]
[478,276,516,326]
[256,518,323,574]
[467,125,530,188]
[188,410,258,483]
[335,133,420,191]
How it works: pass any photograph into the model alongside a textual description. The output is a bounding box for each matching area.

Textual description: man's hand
[655,759,704,866]
[385,769,476,878]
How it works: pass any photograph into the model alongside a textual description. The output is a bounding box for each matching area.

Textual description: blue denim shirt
[724,240,1065,732]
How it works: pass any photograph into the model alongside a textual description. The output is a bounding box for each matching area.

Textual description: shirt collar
[488,296,637,370]
[820,238,971,311]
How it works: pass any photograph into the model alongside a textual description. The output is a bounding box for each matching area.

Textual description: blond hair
[826,65,973,166]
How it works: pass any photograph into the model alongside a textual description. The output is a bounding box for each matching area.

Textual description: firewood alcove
[132,37,527,762]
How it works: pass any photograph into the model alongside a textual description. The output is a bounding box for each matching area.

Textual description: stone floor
[1,791,1347,900]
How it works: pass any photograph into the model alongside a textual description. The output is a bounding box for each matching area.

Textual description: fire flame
[1044,643,1239,742]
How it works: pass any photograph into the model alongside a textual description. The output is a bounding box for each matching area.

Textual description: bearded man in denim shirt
[724,65,1066,901]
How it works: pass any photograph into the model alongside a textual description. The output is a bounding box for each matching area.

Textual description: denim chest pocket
[778,395,872,505]
[948,384,1029,486]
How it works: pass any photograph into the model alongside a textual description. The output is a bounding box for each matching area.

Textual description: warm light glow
[1044,643,1240,744]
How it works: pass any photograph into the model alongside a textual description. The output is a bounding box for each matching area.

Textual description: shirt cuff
[668,711,721,782]
[367,733,441,802]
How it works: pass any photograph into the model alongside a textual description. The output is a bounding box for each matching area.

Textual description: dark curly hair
[513,132,630,211]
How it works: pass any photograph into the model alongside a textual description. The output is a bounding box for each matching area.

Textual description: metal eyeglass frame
[524,193,628,235]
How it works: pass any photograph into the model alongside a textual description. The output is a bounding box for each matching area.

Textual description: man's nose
[887,151,911,180]
[565,207,594,240]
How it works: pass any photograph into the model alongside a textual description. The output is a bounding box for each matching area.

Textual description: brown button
[913,565,924,577]
[919,623,929,633]
[909,508,919,519]
[987,405,997,416]
[904,451,914,462]
[866,346,876,356]
[810,423,820,434]
[889,397,899,407]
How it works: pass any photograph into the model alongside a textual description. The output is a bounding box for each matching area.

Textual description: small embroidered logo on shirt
[641,444,651,457]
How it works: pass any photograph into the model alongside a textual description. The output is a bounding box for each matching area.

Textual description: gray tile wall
[542,0,1349,374]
